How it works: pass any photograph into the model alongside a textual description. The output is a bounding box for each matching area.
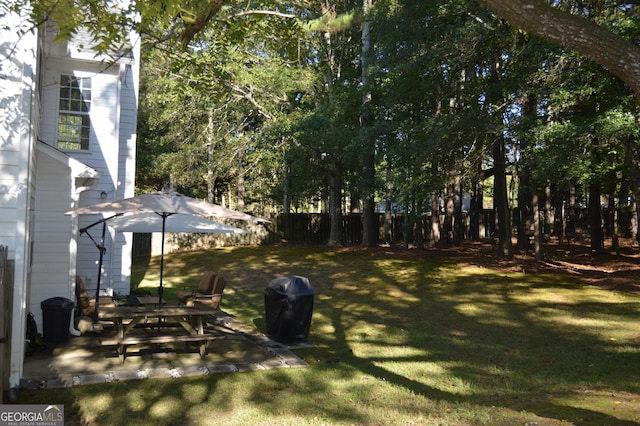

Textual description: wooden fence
[131,208,601,258]
[1,245,14,402]
[132,211,495,258]
[271,212,477,245]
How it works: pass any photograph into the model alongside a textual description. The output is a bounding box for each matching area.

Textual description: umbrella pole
[158,214,166,305]
[93,222,107,322]
[78,213,122,322]
[156,213,167,335]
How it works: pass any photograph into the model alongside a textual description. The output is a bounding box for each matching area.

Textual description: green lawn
[17,245,640,425]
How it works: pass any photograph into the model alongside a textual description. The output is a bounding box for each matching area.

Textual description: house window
[57,74,92,151]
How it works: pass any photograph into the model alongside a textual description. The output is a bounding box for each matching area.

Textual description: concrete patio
[20,312,309,390]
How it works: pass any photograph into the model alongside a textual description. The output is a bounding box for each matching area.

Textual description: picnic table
[97,305,224,364]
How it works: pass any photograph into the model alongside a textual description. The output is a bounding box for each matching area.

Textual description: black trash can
[264,275,314,344]
[40,297,75,343]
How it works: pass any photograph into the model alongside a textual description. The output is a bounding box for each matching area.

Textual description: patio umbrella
[68,191,269,222]
[108,212,249,307]
[66,191,267,312]
[107,212,251,234]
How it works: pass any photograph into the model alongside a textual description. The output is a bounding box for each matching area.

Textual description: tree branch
[478,0,640,98]
[231,10,297,19]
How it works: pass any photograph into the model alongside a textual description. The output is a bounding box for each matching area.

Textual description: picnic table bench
[97,305,223,364]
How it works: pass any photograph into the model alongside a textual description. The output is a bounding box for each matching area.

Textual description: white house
[0,10,139,395]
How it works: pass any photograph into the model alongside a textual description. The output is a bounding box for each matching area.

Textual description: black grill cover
[264,275,313,343]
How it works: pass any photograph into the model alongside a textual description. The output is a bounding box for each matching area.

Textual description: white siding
[30,153,75,327]
[0,18,37,256]
[0,10,39,390]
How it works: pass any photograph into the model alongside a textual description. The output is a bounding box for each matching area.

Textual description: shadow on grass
[329,257,640,425]
[140,246,640,424]
[18,245,640,425]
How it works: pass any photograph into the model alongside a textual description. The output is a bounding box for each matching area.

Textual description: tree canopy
[3,0,302,57]
[12,0,640,252]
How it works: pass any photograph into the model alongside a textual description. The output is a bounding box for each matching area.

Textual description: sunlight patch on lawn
[355,343,429,359]
[454,302,525,328]
[180,383,209,404]
[148,396,182,419]
[552,389,640,424]
[374,360,476,395]
[83,393,115,408]
[558,315,632,330]
[312,320,336,336]
[126,391,147,412]
[343,321,426,361]
[526,305,640,343]
[378,291,421,305]
[432,264,520,281]
[511,285,624,305]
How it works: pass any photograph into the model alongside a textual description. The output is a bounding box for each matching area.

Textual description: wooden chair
[176,271,217,303]
[75,275,115,317]
[183,275,226,309]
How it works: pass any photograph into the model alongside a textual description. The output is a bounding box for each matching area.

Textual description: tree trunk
[552,184,564,244]
[623,135,640,247]
[589,181,603,253]
[469,174,481,241]
[206,113,214,204]
[328,162,343,246]
[493,135,513,259]
[361,184,376,247]
[415,205,424,249]
[360,0,376,248]
[283,156,291,214]
[444,185,454,246]
[430,190,441,247]
[567,183,577,243]
[453,174,463,245]
[533,188,543,260]
[403,205,410,249]
[612,192,620,255]
[619,176,631,238]
[383,160,393,244]
[516,179,529,251]
[236,148,246,212]
[545,182,552,238]
[606,192,615,239]
[631,199,639,247]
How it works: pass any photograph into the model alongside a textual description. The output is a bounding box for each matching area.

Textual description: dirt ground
[357,235,640,294]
